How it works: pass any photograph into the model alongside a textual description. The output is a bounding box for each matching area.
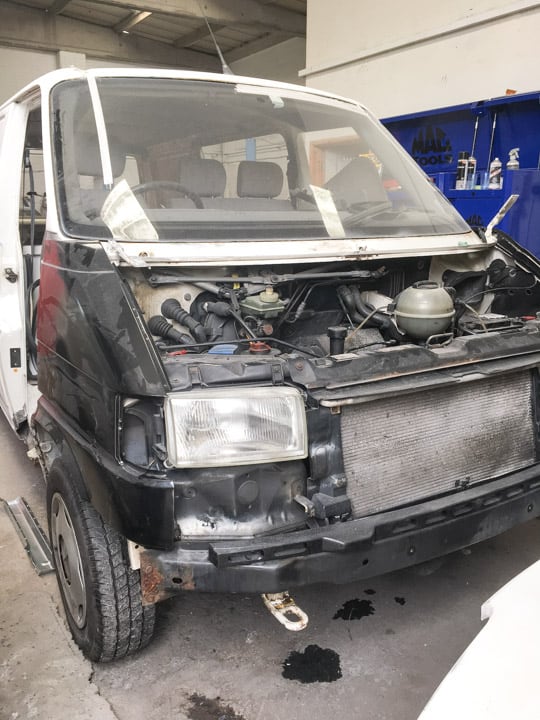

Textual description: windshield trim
[99,230,489,267]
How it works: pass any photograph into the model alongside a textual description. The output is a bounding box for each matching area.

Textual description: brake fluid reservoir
[394,281,455,340]
[239,287,286,318]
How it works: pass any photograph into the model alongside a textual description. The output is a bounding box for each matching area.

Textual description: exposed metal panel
[341,372,537,517]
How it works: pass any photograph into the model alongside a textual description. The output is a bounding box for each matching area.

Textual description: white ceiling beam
[88,0,306,36]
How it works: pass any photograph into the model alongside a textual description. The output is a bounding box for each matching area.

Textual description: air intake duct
[161,298,207,343]
[148,316,194,345]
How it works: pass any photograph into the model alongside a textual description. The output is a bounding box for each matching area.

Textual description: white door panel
[0,101,34,428]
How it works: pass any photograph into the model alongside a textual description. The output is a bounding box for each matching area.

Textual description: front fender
[32,397,175,549]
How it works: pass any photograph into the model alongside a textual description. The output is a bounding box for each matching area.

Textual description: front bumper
[140,463,540,602]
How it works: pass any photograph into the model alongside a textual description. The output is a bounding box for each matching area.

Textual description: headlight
[164,386,307,468]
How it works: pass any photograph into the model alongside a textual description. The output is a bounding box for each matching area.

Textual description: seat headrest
[178,158,226,197]
[237,161,283,198]
[75,135,126,178]
[324,156,387,205]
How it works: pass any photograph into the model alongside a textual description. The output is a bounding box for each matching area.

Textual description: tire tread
[48,465,155,662]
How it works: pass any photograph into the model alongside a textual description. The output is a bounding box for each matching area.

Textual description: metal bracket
[4,268,18,283]
[271,363,285,385]
[127,540,143,570]
[486,194,519,241]
[262,591,309,631]
[188,365,203,387]
[294,494,316,516]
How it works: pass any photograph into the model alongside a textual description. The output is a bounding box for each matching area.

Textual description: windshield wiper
[342,201,394,228]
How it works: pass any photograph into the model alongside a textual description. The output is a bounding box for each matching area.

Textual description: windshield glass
[51,77,469,242]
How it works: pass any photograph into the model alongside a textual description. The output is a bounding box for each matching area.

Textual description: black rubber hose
[338,285,401,342]
[148,316,194,345]
[350,285,401,342]
[337,285,364,324]
[202,301,257,339]
[203,301,233,317]
[161,298,207,343]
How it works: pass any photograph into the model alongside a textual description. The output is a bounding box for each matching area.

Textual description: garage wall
[231,38,306,85]
[0,48,57,104]
[0,48,154,105]
[303,0,540,116]
[0,40,306,106]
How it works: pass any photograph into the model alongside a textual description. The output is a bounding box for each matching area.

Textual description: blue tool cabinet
[382,91,540,254]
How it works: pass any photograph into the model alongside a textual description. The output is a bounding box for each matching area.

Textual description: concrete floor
[1,413,539,720]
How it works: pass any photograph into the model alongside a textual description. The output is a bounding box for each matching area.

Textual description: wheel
[47,463,155,662]
[131,180,203,208]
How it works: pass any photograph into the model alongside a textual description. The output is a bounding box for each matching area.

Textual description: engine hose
[148,316,194,345]
[337,285,365,324]
[161,298,207,343]
[338,285,401,342]
[350,285,401,342]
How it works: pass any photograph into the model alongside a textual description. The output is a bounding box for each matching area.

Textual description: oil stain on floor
[333,598,375,620]
[282,644,342,683]
[187,693,246,720]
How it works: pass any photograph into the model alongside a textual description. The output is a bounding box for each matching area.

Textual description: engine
[132,252,540,359]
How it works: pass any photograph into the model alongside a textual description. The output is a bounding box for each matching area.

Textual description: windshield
[51,77,469,242]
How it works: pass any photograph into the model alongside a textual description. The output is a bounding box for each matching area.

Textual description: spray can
[455,151,469,189]
[507,148,520,170]
[466,155,477,189]
[488,157,502,189]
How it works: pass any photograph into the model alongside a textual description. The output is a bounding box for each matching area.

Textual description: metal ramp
[3,496,54,575]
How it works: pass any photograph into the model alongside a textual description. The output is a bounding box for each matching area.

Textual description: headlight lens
[164,387,307,468]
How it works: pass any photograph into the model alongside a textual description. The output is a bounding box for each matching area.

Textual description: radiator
[340,371,537,517]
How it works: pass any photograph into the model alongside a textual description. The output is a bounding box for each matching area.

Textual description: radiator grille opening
[340,371,537,517]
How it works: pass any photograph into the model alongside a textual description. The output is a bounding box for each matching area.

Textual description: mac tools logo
[411,125,453,168]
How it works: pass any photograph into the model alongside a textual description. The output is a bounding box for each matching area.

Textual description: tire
[47,462,155,662]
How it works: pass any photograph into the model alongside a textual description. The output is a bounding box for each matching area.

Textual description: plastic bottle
[507,148,520,170]
[455,151,469,189]
[488,157,502,189]
[466,155,477,189]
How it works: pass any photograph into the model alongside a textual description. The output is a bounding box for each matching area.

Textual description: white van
[2,68,539,661]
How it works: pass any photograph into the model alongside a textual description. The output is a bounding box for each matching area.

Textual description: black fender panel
[32,397,175,549]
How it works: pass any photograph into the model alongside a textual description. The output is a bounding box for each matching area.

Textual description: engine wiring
[463,281,538,307]
[161,336,328,357]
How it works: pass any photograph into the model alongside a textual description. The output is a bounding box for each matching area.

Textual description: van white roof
[1,67,362,113]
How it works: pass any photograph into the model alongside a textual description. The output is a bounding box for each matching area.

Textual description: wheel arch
[33,399,124,534]
[32,396,176,548]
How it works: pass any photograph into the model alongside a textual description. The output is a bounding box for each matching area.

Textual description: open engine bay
[114,235,540,550]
